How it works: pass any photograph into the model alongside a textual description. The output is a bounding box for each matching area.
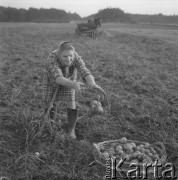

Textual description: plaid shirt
[42,50,91,106]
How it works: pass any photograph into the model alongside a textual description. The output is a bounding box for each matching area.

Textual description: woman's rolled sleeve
[46,52,63,86]
[75,54,91,80]
[49,62,63,79]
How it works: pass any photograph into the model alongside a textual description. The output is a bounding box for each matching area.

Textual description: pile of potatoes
[90,100,104,114]
[100,137,160,164]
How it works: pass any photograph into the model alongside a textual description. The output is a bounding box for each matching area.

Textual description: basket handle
[93,143,108,167]
[93,143,101,154]
[153,142,166,156]
[93,143,103,161]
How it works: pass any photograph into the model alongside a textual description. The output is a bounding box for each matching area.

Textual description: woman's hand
[89,83,106,97]
[85,75,106,98]
[73,81,86,98]
[88,83,109,106]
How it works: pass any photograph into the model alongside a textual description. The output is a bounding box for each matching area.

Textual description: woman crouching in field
[42,41,106,140]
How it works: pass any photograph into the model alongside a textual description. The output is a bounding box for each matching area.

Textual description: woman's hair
[58,41,75,52]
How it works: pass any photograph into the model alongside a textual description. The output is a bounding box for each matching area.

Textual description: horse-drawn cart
[75,18,101,38]
[75,23,95,37]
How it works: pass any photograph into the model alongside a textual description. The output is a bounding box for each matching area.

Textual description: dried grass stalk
[38,86,59,136]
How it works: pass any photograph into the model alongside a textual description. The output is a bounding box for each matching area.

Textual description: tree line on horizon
[93,7,178,24]
[95,8,133,23]
[130,13,178,24]
[0,6,81,22]
[0,6,178,24]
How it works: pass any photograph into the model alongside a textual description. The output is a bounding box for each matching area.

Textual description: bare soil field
[0,22,178,179]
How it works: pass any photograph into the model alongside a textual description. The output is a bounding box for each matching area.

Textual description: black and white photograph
[0,0,178,179]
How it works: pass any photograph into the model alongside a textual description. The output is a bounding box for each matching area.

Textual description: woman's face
[60,50,74,67]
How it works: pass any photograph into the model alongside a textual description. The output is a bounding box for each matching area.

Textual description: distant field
[101,22,178,45]
[1,22,178,45]
[0,22,178,179]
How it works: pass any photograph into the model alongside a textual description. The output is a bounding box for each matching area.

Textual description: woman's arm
[55,76,85,94]
[74,53,106,98]
[85,75,106,95]
[85,74,95,86]
[55,76,76,89]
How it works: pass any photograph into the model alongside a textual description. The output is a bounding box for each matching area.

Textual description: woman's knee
[67,101,76,109]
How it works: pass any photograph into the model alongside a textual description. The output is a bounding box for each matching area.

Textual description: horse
[75,17,102,38]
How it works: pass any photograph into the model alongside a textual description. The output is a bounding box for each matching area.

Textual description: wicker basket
[93,139,167,179]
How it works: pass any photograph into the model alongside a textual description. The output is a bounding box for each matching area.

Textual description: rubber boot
[67,108,78,140]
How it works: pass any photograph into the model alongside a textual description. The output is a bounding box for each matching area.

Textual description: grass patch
[0,22,178,179]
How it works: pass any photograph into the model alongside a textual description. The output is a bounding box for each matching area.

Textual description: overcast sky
[1,0,178,17]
